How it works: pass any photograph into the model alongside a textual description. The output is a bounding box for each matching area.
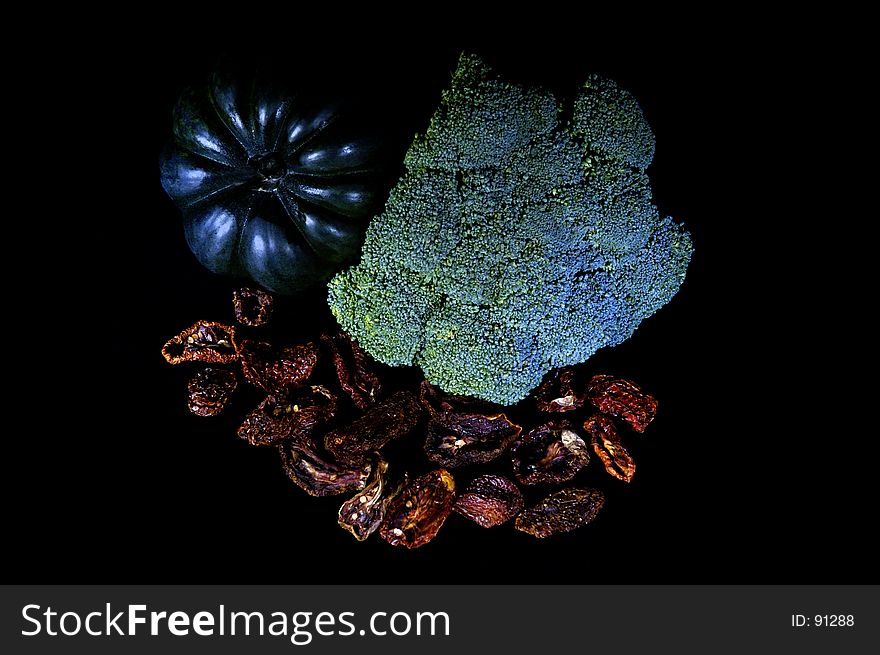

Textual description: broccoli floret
[572,74,656,170]
[328,54,693,405]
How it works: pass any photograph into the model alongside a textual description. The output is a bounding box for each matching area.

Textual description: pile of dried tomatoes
[162,289,658,548]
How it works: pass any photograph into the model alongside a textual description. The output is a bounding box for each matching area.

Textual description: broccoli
[328,54,693,405]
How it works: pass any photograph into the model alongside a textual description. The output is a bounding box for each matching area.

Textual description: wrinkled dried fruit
[380,469,456,548]
[324,390,422,465]
[239,340,318,397]
[233,287,274,326]
[321,332,383,410]
[278,440,371,497]
[338,458,402,541]
[418,380,496,417]
[534,367,585,413]
[162,321,238,365]
[510,420,591,485]
[587,375,658,433]
[515,487,605,538]
[186,368,238,417]
[238,386,337,446]
[585,414,636,483]
[418,381,449,416]
[454,474,523,528]
[424,412,521,468]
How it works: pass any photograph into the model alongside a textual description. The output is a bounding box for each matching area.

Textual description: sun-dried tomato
[324,390,422,465]
[510,420,591,485]
[515,487,605,538]
[321,332,383,410]
[278,440,371,497]
[454,474,523,528]
[584,414,636,483]
[424,412,521,468]
[419,381,453,416]
[418,380,495,417]
[338,457,402,541]
[379,469,455,548]
[186,368,237,417]
[162,321,238,365]
[232,287,274,326]
[534,367,585,413]
[238,386,337,446]
[587,375,658,433]
[239,340,318,397]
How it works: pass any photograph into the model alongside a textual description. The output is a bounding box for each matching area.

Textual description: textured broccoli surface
[328,54,693,404]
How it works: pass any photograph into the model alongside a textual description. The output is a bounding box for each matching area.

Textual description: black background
[12,29,870,584]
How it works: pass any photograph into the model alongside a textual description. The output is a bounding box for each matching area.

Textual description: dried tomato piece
[379,469,455,548]
[338,457,402,541]
[186,368,237,417]
[510,420,591,485]
[454,474,523,528]
[419,381,453,416]
[587,375,658,433]
[278,440,371,497]
[324,390,422,465]
[238,386,337,446]
[424,412,521,468]
[418,380,496,417]
[239,340,318,397]
[533,367,585,413]
[232,287,273,326]
[321,332,383,410]
[162,321,238,365]
[584,414,636,483]
[515,487,605,538]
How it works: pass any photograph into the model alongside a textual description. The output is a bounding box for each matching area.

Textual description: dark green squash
[160,68,396,294]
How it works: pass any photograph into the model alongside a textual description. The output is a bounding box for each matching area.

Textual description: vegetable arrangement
[160,54,693,544]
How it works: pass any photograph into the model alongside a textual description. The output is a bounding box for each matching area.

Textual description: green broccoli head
[328,54,693,405]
